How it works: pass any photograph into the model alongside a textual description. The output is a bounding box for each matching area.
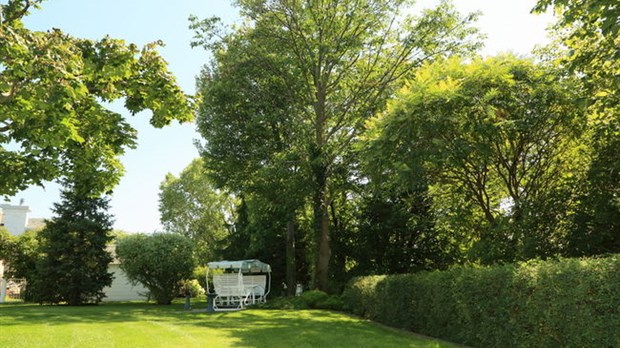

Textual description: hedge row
[343,255,619,348]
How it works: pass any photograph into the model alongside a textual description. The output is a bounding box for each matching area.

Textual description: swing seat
[212,273,251,310]
[207,260,272,311]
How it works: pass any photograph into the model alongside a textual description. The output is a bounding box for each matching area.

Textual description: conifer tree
[33,181,114,305]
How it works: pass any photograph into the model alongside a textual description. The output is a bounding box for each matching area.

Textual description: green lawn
[0,301,458,348]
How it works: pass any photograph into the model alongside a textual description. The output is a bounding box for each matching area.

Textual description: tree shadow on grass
[0,302,180,325]
[197,310,449,348]
[0,302,457,347]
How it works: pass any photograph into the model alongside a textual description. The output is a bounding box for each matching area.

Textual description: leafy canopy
[0,0,194,195]
[366,55,586,262]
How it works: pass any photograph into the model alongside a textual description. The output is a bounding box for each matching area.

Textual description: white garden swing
[206,259,271,311]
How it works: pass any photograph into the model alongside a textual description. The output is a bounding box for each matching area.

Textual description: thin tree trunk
[286,217,296,296]
[317,199,330,291]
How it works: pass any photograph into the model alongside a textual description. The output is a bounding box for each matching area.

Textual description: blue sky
[7,0,554,233]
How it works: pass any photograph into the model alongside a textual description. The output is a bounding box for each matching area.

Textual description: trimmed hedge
[343,255,620,347]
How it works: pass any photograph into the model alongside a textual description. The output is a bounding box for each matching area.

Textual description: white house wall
[1,204,30,236]
[0,261,5,303]
[102,264,148,302]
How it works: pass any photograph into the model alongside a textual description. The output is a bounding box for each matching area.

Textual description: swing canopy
[207,259,271,273]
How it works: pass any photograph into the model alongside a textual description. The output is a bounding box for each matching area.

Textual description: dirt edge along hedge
[343,255,619,348]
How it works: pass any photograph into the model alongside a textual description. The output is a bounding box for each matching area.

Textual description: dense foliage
[116,233,195,305]
[0,227,13,262]
[533,0,620,257]
[2,229,39,283]
[344,254,620,347]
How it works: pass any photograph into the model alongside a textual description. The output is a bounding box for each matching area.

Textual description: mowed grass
[0,301,458,348]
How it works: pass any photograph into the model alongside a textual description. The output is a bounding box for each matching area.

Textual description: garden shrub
[180,279,205,297]
[251,296,299,310]
[299,290,329,308]
[253,291,344,311]
[343,255,620,348]
[116,233,195,305]
[316,294,344,311]
[193,266,208,292]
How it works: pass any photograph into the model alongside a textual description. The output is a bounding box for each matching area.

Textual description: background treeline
[157,0,619,294]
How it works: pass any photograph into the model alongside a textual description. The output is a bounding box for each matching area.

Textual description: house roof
[26,218,46,231]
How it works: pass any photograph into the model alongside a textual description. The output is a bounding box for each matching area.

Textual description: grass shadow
[0,302,459,347]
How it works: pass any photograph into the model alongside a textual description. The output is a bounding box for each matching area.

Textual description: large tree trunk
[312,186,331,291]
[317,201,330,291]
[286,218,296,296]
[311,73,331,291]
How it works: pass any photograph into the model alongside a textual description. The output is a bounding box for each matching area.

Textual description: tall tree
[0,0,193,195]
[368,56,586,263]
[534,0,620,255]
[159,158,237,262]
[195,0,480,290]
[193,11,313,291]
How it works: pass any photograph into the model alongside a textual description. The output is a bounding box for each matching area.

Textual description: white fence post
[0,278,6,303]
